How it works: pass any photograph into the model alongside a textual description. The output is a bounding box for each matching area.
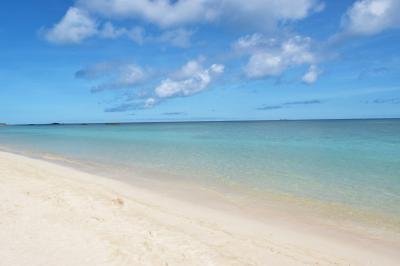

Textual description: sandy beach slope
[0,151,399,266]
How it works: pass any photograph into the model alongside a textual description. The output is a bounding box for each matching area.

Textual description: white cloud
[101,59,224,112]
[98,22,127,38]
[233,33,277,52]
[302,65,321,84]
[342,0,400,35]
[154,60,224,99]
[171,59,204,79]
[45,0,324,45]
[45,7,98,44]
[77,0,218,28]
[44,8,126,44]
[77,59,224,101]
[245,53,285,78]
[73,0,323,30]
[44,7,193,47]
[144,97,156,108]
[76,62,147,92]
[240,35,318,80]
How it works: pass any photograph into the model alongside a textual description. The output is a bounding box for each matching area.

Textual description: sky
[0,0,399,124]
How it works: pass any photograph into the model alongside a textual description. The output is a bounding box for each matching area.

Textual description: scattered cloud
[76,0,323,29]
[42,0,324,45]
[100,25,194,48]
[144,97,157,108]
[153,60,224,99]
[234,34,321,83]
[100,59,224,112]
[45,15,194,48]
[76,0,218,28]
[44,1,400,116]
[76,62,148,92]
[341,0,400,36]
[302,65,322,84]
[43,8,129,44]
[44,7,98,44]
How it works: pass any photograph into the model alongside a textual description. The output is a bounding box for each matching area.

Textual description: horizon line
[2,117,400,126]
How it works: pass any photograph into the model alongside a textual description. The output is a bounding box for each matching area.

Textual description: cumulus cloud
[236,34,320,82]
[245,53,286,78]
[77,0,218,28]
[44,0,325,46]
[44,7,98,44]
[44,8,127,44]
[154,60,224,98]
[76,62,147,92]
[44,9,193,48]
[302,65,321,84]
[48,0,324,32]
[342,0,400,35]
[79,59,223,111]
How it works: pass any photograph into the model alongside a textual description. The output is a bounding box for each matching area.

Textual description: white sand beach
[0,150,399,266]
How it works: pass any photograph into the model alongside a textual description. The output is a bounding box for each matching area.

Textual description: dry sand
[0,150,399,266]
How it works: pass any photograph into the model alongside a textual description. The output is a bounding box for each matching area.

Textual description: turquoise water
[0,120,399,219]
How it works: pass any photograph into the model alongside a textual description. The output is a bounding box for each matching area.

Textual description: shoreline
[1,150,400,265]
[2,146,400,238]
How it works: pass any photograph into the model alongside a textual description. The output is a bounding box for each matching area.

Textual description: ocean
[1,119,399,227]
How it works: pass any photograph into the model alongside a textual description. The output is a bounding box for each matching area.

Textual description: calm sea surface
[1,120,399,221]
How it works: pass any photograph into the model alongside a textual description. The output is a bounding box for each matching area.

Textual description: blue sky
[0,0,399,124]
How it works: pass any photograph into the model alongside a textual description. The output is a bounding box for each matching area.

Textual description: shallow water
[1,120,399,221]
